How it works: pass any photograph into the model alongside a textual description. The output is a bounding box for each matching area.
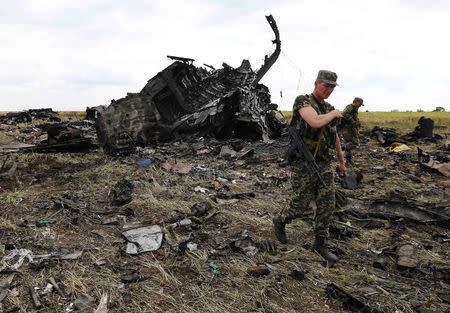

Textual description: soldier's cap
[353,97,364,106]
[316,70,338,86]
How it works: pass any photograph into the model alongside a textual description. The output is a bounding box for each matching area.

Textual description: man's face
[314,81,335,100]
[353,101,363,109]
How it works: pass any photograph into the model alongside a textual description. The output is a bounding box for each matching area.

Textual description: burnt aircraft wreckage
[94,15,284,154]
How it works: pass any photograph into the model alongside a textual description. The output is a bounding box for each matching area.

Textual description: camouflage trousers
[341,127,359,155]
[277,160,336,238]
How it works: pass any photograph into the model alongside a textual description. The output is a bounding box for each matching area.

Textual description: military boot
[272,216,288,244]
[313,236,338,265]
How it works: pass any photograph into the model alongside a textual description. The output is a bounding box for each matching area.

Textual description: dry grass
[282,111,450,136]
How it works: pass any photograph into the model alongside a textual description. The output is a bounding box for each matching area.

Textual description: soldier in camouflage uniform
[339,97,364,165]
[273,70,347,265]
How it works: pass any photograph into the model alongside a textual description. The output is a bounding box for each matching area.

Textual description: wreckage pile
[1,107,450,312]
[91,15,283,155]
[0,108,61,124]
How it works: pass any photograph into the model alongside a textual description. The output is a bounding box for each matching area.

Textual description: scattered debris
[247,265,270,277]
[48,276,65,297]
[0,274,15,306]
[168,218,193,229]
[343,198,450,226]
[189,202,211,217]
[418,148,450,177]
[0,159,17,178]
[326,283,384,313]
[111,179,134,206]
[122,224,163,254]
[137,158,154,168]
[0,249,33,273]
[421,159,450,177]
[32,249,83,261]
[235,146,255,159]
[289,269,305,281]
[388,143,411,153]
[396,244,419,269]
[401,116,435,141]
[370,126,399,146]
[192,164,219,176]
[72,293,95,311]
[208,262,221,274]
[18,123,96,153]
[0,111,32,124]
[186,242,198,251]
[120,270,147,283]
[161,162,192,174]
[94,292,109,313]
[0,108,61,125]
[214,192,255,202]
[0,142,35,152]
[372,257,387,270]
[29,285,43,309]
[219,145,237,158]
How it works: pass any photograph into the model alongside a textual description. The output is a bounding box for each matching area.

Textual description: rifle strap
[313,128,324,158]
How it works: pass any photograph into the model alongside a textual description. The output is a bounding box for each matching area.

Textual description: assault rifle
[288,126,325,186]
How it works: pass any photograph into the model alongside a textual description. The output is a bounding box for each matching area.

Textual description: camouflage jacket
[290,94,336,161]
[340,104,360,129]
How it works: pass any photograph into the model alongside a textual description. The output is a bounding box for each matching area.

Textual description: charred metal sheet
[251,15,281,87]
[28,108,61,121]
[85,105,106,121]
[401,116,435,141]
[95,15,284,155]
[167,55,195,64]
[343,198,450,227]
[0,111,32,124]
[420,159,450,177]
[23,123,95,153]
[370,127,400,146]
[46,125,82,144]
[326,283,384,313]
[24,138,95,153]
[0,109,60,124]
[418,148,450,177]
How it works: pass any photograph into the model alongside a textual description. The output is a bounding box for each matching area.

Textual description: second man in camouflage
[338,97,364,165]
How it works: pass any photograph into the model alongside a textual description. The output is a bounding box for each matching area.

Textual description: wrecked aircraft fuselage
[95,15,284,154]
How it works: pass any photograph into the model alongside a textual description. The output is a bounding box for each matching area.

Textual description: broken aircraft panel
[343,198,450,227]
[95,15,284,154]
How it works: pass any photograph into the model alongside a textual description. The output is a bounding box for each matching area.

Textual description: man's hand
[331,110,342,119]
[299,107,342,129]
[337,161,347,176]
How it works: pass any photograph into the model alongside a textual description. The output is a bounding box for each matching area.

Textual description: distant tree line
[389,107,446,112]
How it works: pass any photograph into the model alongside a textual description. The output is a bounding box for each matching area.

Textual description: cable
[281,50,302,93]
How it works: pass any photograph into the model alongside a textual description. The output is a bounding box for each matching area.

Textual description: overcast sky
[1,0,449,112]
